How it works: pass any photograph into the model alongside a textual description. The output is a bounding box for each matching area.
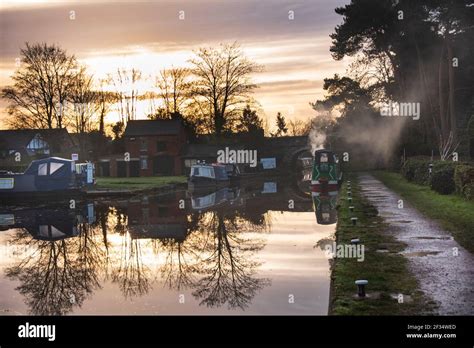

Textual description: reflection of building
[126,193,188,241]
[97,119,187,177]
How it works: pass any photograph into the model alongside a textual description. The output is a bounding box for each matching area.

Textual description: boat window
[195,193,216,208]
[200,167,214,178]
[320,153,328,163]
[38,163,48,176]
[214,166,227,179]
[50,162,64,174]
[0,178,14,189]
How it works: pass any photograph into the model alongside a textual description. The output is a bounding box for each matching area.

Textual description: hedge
[401,158,474,199]
[430,162,456,194]
[401,158,431,185]
[454,164,474,200]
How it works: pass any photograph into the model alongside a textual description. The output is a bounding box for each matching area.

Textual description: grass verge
[373,171,474,254]
[95,176,187,190]
[329,174,435,315]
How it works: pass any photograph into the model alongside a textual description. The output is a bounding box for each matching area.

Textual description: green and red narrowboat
[310,149,342,195]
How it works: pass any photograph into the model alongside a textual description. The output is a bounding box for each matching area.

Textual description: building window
[156,141,166,152]
[184,159,198,168]
[140,156,148,170]
[140,138,148,151]
[27,134,49,153]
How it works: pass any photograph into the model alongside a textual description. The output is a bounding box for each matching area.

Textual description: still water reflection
[0,178,338,315]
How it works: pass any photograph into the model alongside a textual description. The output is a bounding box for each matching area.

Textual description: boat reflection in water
[0,173,335,315]
[312,191,339,225]
[309,149,342,225]
[0,203,95,241]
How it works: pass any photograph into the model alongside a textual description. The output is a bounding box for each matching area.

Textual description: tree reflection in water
[5,223,105,315]
[4,201,273,313]
[158,237,199,291]
[188,210,271,310]
[111,232,151,299]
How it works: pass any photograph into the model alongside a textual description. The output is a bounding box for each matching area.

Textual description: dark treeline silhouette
[312,0,474,166]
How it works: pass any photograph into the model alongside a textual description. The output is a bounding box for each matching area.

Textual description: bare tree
[1,42,78,129]
[108,67,142,123]
[288,119,311,136]
[68,66,99,134]
[96,79,117,134]
[189,42,261,136]
[156,67,191,117]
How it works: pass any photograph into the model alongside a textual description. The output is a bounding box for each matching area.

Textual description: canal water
[0,177,338,315]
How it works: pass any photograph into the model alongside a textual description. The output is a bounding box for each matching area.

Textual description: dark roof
[123,119,182,137]
[183,144,221,158]
[0,129,70,149]
[183,143,247,158]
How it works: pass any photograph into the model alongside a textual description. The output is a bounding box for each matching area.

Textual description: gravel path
[358,173,474,315]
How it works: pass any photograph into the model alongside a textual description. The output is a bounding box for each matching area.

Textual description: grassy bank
[330,175,435,315]
[95,176,187,190]
[373,171,474,254]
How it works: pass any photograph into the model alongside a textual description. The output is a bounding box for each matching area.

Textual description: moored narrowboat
[0,157,94,200]
[310,149,342,194]
[188,163,230,191]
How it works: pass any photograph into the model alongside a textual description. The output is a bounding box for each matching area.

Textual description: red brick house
[97,119,187,177]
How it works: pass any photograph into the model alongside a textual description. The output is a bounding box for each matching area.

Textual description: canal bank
[329,174,434,315]
[86,176,187,197]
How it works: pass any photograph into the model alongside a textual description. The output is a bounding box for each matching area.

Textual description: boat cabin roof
[190,163,229,180]
[24,157,74,176]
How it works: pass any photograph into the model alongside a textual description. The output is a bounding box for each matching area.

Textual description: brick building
[97,119,187,177]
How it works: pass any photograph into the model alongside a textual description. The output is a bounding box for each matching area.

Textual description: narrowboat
[310,149,342,194]
[188,163,231,191]
[0,157,94,200]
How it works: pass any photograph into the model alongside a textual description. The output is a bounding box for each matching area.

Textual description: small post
[347,197,352,203]
[355,280,368,297]
[350,238,360,245]
[349,206,354,212]
[351,217,358,226]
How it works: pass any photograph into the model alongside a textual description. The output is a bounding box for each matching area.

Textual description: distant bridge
[261,136,312,169]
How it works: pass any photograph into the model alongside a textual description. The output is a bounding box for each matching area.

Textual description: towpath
[357,173,474,315]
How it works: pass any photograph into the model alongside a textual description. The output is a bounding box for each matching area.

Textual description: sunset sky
[0,0,351,130]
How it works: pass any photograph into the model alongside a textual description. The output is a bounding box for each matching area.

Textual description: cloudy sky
[0,0,351,129]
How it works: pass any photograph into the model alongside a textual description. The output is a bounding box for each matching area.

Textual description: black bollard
[355,280,368,297]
